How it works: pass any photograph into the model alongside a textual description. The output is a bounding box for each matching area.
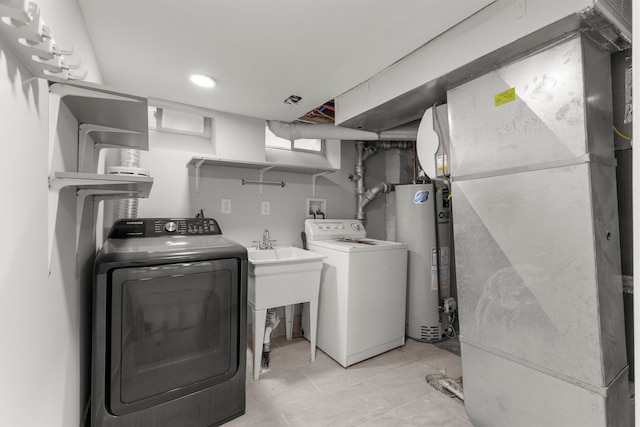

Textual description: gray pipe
[359,182,394,212]
[353,141,412,222]
[261,309,280,371]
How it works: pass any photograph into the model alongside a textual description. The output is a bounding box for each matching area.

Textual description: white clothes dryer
[303,219,408,367]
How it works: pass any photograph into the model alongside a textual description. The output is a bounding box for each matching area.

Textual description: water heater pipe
[359,182,394,213]
[353,141,412,222]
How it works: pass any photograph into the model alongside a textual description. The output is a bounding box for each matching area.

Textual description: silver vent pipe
[113,149,141,219]
[266,120,419,141]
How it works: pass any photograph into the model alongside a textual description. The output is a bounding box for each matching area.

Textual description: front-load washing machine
[303,219,408,367]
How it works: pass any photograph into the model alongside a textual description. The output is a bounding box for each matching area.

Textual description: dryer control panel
[108,218,223,238]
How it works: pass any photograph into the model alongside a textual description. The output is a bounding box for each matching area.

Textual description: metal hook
[66,58,81,69]
[67,69,88,80]
[54,43,76,56]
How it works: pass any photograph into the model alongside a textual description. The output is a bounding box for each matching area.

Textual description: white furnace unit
[303,219,408,367]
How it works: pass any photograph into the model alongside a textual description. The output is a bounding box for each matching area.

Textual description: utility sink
[248,246,326,274]
[247,246,326,315]
[246,246,326,380]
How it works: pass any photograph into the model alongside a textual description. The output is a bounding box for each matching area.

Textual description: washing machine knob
[164,221,177,233]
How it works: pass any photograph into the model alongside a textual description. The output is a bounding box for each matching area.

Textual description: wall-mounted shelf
[47,80,153,273]
[49,81,149,173]
[48,172,153,195]
[48,173,153,262]
[188,156,336,193]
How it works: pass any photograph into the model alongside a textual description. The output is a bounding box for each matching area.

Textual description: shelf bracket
[311,171,334,196]
[75,189,136,259]
[78,124,143,172]
[194,158,206,193]
[47,173,152,275]
[47,180,59,276]
[257,166,275,195]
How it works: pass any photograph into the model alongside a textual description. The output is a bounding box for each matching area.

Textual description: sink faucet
[256,229,275,250]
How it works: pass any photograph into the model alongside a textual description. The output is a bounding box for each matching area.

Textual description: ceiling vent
[283,95,302,105]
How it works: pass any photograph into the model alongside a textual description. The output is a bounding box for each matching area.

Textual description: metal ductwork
[267,120,419,141]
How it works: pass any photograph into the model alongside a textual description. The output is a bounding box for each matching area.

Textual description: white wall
[135,130,377,247]
[189,145,359,248]
[0,2,114,425]
[37,0,104,84]
[0,35,84,427]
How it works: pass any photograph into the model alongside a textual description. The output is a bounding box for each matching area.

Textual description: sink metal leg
[252,307,267,380]
[285,304,294,340]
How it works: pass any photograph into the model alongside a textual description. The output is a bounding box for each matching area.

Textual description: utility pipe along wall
[266,120,417,223]
[351,141,413,222]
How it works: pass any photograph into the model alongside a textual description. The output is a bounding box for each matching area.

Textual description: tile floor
[226,336,470,426]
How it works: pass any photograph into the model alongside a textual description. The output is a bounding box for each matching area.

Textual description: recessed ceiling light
[190,74,216,88]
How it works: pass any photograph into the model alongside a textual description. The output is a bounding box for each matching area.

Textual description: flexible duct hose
[114,149,141,219]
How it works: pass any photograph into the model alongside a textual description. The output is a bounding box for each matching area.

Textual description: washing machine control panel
[108,218,223,238]
[304,219,366,240]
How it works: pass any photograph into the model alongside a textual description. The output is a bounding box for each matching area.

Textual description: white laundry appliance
[303,219,408,367]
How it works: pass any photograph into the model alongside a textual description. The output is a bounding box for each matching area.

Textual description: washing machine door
[107,258,240,415]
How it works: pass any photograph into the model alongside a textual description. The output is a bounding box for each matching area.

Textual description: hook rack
[0,0,86,80]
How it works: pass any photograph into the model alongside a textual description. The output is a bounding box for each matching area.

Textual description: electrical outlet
[261,201,270,215]
[221,199,231,214]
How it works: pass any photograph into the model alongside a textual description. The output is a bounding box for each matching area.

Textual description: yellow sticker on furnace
[494,87,516,107]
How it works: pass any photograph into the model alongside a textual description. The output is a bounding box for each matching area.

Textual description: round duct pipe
[108,149,149,219]
[266,120,418,141]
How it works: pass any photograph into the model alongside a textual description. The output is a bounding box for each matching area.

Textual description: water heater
[395,183,451,342]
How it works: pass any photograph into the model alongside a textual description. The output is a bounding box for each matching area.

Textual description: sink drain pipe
[261,309,280,371]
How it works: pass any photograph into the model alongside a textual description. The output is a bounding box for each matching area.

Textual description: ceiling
[77,0,494,123]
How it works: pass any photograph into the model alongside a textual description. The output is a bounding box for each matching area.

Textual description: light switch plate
[261,201,270,215]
